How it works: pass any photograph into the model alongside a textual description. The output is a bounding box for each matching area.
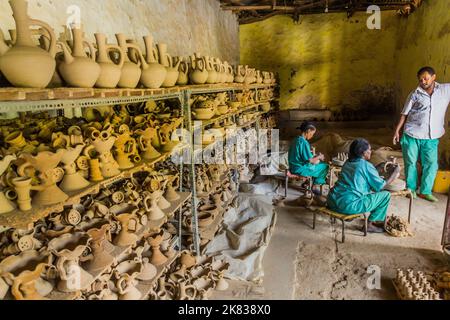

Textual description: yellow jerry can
[433,171,450,194]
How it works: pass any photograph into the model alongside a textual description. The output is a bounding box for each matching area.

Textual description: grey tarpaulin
[204,190,277,284]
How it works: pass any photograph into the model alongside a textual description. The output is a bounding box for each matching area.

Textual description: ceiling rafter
[219,0,424,24]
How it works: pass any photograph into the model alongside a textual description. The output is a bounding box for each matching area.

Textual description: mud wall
[0,0,240,64]
[240,12,399,115]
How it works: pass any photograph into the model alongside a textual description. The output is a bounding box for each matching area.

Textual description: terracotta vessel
[164,175,180,201]
[148,230,167,266]
[47,232,93,293]
[157,43,179,88]
[0,0,56,88]
[59,145,91,192]
[0,155,17,214]
[189,54,208,84]
[144,194,166,221]
[116,33,141,89]
[113,213,140,247]
[136,127,161,160]
[205,56,218,84]
[58,25,100,88]
[115,260,143,300]
[11,177,32,211]
[176,59,189,85]
[139,35,167,89]
[19,150,68,206]
[85,223,115,272]
[0,250,52,300]
[94,33,124,88]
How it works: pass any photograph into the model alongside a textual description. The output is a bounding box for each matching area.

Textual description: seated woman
[288,121,329,193]
[327,138,400,233]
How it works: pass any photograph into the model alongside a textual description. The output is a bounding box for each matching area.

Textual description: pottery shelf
[193,100,274,130]
[42,192,192,301]
[200,195,238,244]
[0,84,275,113]
[0,144,189,230]
[137,252,180,300]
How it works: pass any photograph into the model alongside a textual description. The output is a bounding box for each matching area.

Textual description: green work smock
[288,136,329,185]
[327,158,391,222]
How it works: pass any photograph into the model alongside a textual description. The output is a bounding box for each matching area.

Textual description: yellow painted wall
[394,0,450,167]
[240,12,399,113]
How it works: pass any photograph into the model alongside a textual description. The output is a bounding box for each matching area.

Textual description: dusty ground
[212,190,449,300]
[212,126,450,300]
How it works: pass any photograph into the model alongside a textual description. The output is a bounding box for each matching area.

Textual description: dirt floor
[212,189,449,300]
[212,126,450,300]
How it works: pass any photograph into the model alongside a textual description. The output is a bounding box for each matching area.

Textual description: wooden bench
[274,169,314,198]
[313,207,369,243]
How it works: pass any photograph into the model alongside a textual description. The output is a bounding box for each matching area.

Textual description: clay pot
[144,194,166,221]
[178,281,197,300]
[94,33,124,88]
[116,33,141,89]
[113,213,140,247]
[47,232,93,293]
[139,35,167,89]
[136,128,161,160]
[0,154,17,214]
[0,0,56,88]
[189,54,208,84]
[115,260,143,300]
[148,230,168,266]
[164,175,180,201]
[157,43,179,88]
[59,145,90,193]
[0,250,52,300]
[205,56,218,84]
[85,223,115,272]
[176,59,189,85]
[18,150,68,206]
[58,25,101,88]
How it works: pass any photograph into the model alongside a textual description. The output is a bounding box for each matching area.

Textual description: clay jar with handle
[18,149,68,207]
[189,54,208,84]
[0,250,52,300]
[0,0,56,88]
[58,25,101,88]
[135,127,161,160]
[137,35,167,89]
[47,232,94,293]
[94,33,124,88]
[113,213,140,247]
[157,43,179,88]
[148,230,168,266]
[114,260,143,300]
[59,144,91,193]
[115,33,141,89]
[176,58,189,85]
[204,56,217,84]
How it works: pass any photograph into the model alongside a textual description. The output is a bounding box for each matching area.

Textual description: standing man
[393,67,450,202]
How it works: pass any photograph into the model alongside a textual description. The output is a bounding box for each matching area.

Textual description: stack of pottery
[192,96,217,120]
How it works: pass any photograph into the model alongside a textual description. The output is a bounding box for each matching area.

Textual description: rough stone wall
[394,0,450,168]
[0,0,239,64]
[240,12,398,114]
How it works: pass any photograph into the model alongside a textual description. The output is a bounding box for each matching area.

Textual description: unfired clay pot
[0,250,52,300]
[58,25,101,88]
[116,33,141,89]
[94,33,124,88]
[47,232,93,293]
[0,0,56,88]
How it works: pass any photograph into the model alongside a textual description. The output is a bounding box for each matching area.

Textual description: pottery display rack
[0,83,277,295]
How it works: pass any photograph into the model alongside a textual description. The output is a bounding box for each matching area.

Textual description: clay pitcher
[94,33,124,88]
[189,54,208,85]
[85,223,114,272]
[0,0,56,88]
[176,58,188,85]
[113,213,140,247]
[205,56,217,84]
[0,250,52,300]
[115,260,143,300]
[47,232,93,293]
[58,25,100,88]
[139,35,167,89]
[59,145,90,193]
[116,33,141,88]
[157,43,179,88]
